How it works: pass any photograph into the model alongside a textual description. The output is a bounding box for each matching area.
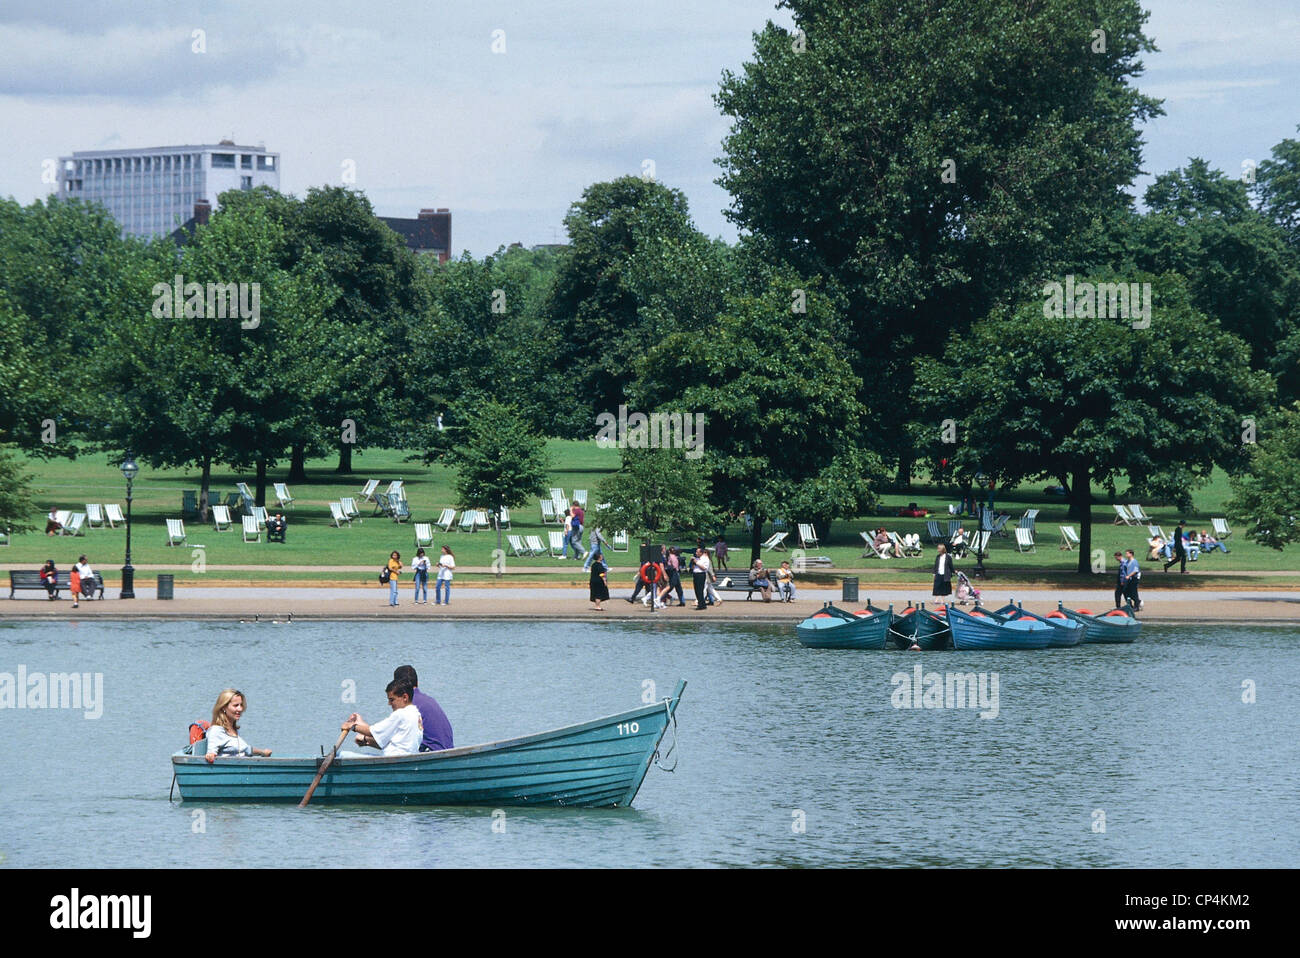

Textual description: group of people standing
[1113,549,1143,610]
[383,546,455,606]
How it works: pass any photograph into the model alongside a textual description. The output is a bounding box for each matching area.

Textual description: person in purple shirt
[393,665,453,752]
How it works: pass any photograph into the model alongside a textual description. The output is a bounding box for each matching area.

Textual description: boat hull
[796,605,891,649]
[948,607,1052,650]
[992,604,1086,647]
[877,605,952,650]
[173,681,686,808]
[1059,606,1142,643]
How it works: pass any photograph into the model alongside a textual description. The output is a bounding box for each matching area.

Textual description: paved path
[3,585,1299,623]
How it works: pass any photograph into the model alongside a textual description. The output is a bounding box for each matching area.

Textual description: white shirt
[694,554,712,575]
[206,725,252,757]
[75,561,94,579]
[412,556,431,574]
[936,554,950,575]
[369,704,423,756]
[437,554,455,580]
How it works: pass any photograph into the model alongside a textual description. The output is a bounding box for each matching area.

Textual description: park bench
[711,575,777,600]
[9,570,105,600]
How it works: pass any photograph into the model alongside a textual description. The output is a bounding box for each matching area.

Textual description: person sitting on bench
[749,560,774,603]
[266,513,287,543]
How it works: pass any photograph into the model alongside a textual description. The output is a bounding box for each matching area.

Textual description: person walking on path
[589,555,610,611]
[932,544,954,603]
[384,551,402,606]
[435,545,455,605]
[690,547,710,609]
[1124,549,1143,611]
[1112,552,1126,609]
[412,548,431,605]
[713,537,729,572]
[569,501,585,560]
[582,527,604,572]
[1163,520,1188,573]
[659,547,685,607]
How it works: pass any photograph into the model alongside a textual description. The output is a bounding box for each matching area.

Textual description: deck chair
[236,482,254,501]
[1060,525,1079,550]
[890,531,922,557]
[383,480,405,500]
[549,488,565,506]
[242,515,261,542]
[1212,518,1232,539]
[925,519,943,543]
[968,530,991,559]
[507,534,530,557]
[165,519,187,547]
[273,482,295,509]
[329,502,352,528]
[357,479,380,503]
[978,507,995,534]
[990,514,1011,537]
[1015,527,1036,553]
[474,510,491,531]
[1147,524,1166,541]
[548,531,566,557]
[798,523,820,549]
[65,513,87,537]
[540,499,557,524]
[573,490,588,508]
[457,510,476,532]
[433,508,455,532]
[54,510,72,533]
[947,519,962,539]
[1112,504,1137,525]
[525,535,547,556]
[86,504,106,528]
[494,507,511,530]
[860,531,890,559]
[252,506,269,529]
[340,497,362,522]
[612,530,629,552]
[414,523,434,547]
[1020,509,1039,532]
[224,492,243,510]
[1128,504,1152,523]
[212,505,233,531]
[762,531,789,552]
[105,504,125,528]
[389,497,411,523]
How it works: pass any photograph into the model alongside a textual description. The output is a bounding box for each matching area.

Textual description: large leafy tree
[714,0,1163,471]
[915,273,1272,573]
[446,400,550,558]
[0,444,37,536]
[545,176,732,433]
[1226,402,1300,550]
[594,447,718,546]
[634,273,881,562]
[1256,127,1300,250]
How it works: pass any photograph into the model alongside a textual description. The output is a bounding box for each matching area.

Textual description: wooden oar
[299,724,354,808]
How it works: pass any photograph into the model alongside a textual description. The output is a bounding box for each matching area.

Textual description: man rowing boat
[342,678,423,756]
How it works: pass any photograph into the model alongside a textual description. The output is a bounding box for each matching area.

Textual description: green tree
[915,273,1273,573]
[0,444,37,536]
[1226,403,1300,550]
[594,447,718,545]
[1256,127,1300,250]
[446,401,550,560]
[715,0,1163,472]
[634,274,880,563]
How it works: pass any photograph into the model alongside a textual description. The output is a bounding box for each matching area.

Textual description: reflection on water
[0,620,1297,867]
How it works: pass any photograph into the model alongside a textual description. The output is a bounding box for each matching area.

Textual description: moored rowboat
[1057,602,1142,643]
[947,606,1052,650]
[795,603,891,649]
[172,680,686,807]
[992,601,1086,647]
[871,601,952,650]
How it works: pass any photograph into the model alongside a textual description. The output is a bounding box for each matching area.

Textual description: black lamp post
[120,454,139,598]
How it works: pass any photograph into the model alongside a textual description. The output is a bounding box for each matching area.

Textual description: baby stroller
[954,570,980,606]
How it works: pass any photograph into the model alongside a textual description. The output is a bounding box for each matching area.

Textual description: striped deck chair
[165,519,187,547]
[105,504,125,528]
[494,507,511,530]
[947,519,961,539]
[507,535,530,557]
[925,519,943,543]
[357,479,380,503]
[1014,527,1036,553]
[1112,504,1137,525]
[572,490,588,508]
[458,510,476,532]
[212,505,233,531]
[990,513,1011,537]
[64,513,87,537]
[548,531,566,557]
[435,508,456,532]
[540,499,557,524]
[1060,525,1079,550]
[86,504,106,528]
[1020,509,1039,532]
[890,531,922,557]
[1128,504,1152,523]
[798,523,820,549]
[273,482,295,509]
[329,502,352,528]
[414,523,434,547]
[860,531,890,559]
[252,506,269,529]
[242,515,261,542]
[761,531,788,552]
[341,497,362,523]
[525,535,547,556]
[1212,517,1232,539]
[612,530,629,552]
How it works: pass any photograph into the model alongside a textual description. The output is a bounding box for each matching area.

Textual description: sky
[1,0,1297,256]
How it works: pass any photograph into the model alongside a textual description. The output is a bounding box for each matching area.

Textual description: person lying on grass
[342,679,424,756]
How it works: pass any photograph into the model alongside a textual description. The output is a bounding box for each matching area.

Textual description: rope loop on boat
[652,697,678,773]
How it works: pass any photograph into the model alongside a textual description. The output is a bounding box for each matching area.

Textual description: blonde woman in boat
[205,688,273,763]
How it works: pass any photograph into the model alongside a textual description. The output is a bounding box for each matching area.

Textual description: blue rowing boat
[1057,602,1142,643]
[991,601,1086,646]
[947,606,1052,650]
[795,603,891,649]
[172,680,685,807]
[870,601,952,650]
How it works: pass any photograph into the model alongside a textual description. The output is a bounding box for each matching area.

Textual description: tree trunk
[1072,467,1091,575]
[1056,473,1071,495]
[895,452,913,487]
[255,458,267,507]
[199,456,212,523]
[337,442,353,474]
[289,443,307,483]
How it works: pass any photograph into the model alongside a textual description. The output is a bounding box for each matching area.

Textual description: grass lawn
[4,444,1294,589]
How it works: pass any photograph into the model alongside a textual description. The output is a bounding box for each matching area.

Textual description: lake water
[1,619,1297,868]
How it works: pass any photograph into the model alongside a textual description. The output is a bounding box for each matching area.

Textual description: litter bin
[157,574,175,600]
[841,576,859,603]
